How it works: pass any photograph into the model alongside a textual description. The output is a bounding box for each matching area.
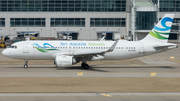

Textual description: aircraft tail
[142,14,174,43]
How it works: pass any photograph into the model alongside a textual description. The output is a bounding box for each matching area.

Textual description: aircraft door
[139,43,144,54]
[23,42,29,53]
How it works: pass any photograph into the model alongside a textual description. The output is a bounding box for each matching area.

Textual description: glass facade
[152,0,180,12]
[173,18,180,23]
[10,18,45,27]
[90,18,126,27]
[136,12,157,30]
[171,18,180,31]
[152,0,157,5]
[51,18,85,27]
[0,18,5,27]
[0,0,126,12]
[160,0,180,12]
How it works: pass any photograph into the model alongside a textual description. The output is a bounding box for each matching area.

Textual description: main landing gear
[81,62,89,69]
[24,60,28,68]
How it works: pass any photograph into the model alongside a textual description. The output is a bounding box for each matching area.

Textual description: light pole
[131,0,136,41]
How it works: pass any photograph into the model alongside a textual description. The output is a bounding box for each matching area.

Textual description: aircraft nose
[2,49,8,57]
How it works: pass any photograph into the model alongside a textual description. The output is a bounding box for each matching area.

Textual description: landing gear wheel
[81,63,85,67]
[24,65,28,68]
[83,64,89,69]
[24,60,28,69]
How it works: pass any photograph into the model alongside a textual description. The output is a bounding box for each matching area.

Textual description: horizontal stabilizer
[154,44,177,49]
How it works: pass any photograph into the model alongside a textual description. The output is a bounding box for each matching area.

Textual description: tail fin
[142,14,174,43]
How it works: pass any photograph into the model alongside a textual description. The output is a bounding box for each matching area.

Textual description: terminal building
[0,0,179,40]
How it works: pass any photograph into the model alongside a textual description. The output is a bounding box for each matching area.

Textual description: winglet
[100,36,106,41]
[107,40,119,52]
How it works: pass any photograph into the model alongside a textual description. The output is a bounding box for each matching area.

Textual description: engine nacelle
[55,55,76,67]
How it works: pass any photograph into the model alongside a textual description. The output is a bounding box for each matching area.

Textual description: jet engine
[55,55,76,67]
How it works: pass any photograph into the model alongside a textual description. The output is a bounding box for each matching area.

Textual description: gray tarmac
[0,43,180,101]
[0,93,180,101]
[0,65,180,77]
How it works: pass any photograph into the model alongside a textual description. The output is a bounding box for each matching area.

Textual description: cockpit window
[9,45,17,49]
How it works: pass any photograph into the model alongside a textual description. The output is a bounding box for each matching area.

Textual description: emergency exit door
[139,43,144,54]
[23,42,29,53]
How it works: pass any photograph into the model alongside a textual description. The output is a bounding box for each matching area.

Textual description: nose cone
[2,49,8,57]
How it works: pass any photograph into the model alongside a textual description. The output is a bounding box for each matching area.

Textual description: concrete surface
[0,93,180,101]
[0,43,180,101]
[0,77,180,93]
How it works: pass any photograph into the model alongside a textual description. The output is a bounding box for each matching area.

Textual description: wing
[52,40,119,62]
[73,40,119,56]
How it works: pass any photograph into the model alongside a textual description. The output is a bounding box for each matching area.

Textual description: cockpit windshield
[9,45,17,49]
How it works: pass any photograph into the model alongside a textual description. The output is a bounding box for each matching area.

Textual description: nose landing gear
[24,60,28,68]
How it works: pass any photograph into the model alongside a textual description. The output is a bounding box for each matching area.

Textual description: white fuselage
[2,40,158,60]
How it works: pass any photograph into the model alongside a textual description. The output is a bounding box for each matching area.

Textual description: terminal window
[51,18,85,27]
[10,18,45,27]
[0,0,126,12]
[135,12,156,30]
[90,18,126,27]
[159,0,180,12]
[0,18,5,27]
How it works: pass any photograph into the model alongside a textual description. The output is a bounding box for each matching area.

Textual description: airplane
[2,14,178,69]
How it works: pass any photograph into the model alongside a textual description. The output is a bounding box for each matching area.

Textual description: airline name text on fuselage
[60,42,105,46]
